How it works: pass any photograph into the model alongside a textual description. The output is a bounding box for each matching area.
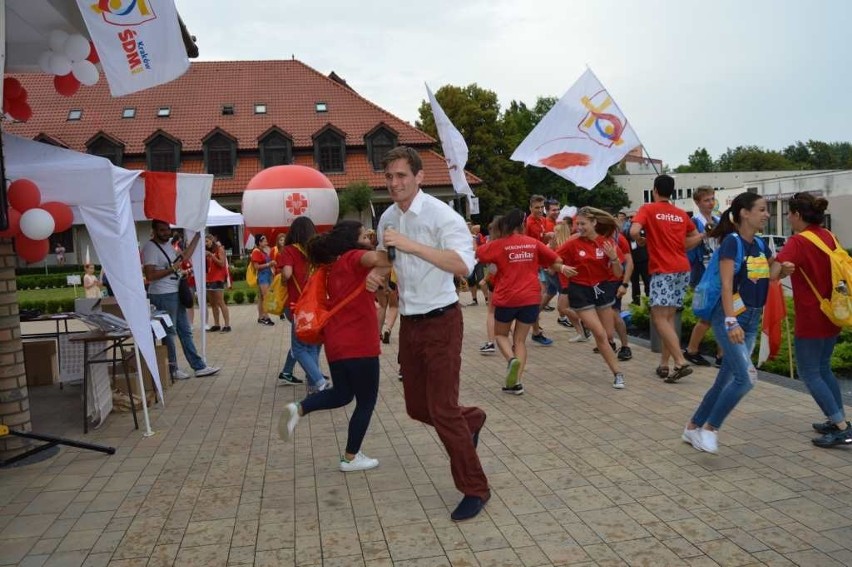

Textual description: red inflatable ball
[0,208,22,238]
[6,98,32,122]
[40,201,74,233]
[54,73,81,97]
[7,179,41,212]
[242,165,339,244]
[15,236,49,264]
[3,77,23,100]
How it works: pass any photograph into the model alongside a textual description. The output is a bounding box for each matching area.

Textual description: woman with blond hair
[555,207,627,389]
[551,222,587,342]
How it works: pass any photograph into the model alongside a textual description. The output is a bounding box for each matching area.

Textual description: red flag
[758,280,786,366]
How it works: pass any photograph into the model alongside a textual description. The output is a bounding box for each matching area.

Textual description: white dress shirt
[377,190,475,316]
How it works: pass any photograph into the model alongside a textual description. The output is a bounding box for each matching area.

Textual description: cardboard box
[113,344,170,397]
[100,297,124,319]
[24,340,58,386]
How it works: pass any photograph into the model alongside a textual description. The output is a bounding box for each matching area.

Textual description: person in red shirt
[556,207,627,389]
[604,231,634,361]
[772,193,850,447]
[477,209,575,395]
[524,194,555,345]
[279,220,392,471]
[630,175,703,382]
[204,234,230,332]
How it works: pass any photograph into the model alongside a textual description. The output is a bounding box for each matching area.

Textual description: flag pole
[641,145,660,175]
[785,306,794,380]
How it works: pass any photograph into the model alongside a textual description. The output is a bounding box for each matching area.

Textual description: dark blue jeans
[149,292,205,373]
[795,336,843,423]
[300,357,379,455]
[692,305,761,429]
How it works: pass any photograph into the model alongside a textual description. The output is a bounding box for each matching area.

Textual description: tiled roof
[5,59,481,197]
[6,59,435,153]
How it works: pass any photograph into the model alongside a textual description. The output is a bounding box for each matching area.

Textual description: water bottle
[833,280,851,321]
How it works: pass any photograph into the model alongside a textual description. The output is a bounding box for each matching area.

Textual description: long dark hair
[306,220,366,265]
[708,192,763,240]
[788,192,829,226]
[498,209,525,236]
[285,216,317,247]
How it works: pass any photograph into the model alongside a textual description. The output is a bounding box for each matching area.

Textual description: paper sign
[150,319,166,340]
[67,275,82,285]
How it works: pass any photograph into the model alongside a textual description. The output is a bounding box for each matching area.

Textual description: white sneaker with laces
[278,402,300,441]
[318,379,332,391]
[174,369,191,380]
[612,373,625,389]
[569,333,589,343]
[681,427,704,451]
[195,366,220,377]
[699,428,718,454]
[339,452,379,472]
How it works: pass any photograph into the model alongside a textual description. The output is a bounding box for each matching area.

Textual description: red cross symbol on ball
[285,192,308,215]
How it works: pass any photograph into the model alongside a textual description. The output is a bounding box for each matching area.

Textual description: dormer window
[146,133,181,172]
[203,132,236,177]
[259,130,292,168]
[87,135,124,166]
[366,127,398,170]
[313,129,344,173]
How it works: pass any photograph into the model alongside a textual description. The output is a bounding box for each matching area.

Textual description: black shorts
[206,281,225,291]
[494,304,540,325]
[567,282,618,311]
[466,263,485,286]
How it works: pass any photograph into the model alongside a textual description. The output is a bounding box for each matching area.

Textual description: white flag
[511,68,640,189]
[426,84,474,202]
[76,0,190,97]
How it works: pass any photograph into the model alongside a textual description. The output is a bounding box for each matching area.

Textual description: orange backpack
[293,265,364,344]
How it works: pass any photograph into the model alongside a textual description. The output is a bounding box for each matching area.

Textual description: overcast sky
[177,0,851,168]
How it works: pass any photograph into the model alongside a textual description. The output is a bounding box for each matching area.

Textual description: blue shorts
[494,304,540,325]
[649,272,690,307]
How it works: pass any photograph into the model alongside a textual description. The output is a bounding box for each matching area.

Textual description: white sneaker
[612,373,625,389]
[195,366,220,377]
[278,402,300,441]
[318,379,332,391]
[174,369,191,380]
[339,452,379,472]
[681,427,704,452]
[569,333,589,343]
[699,429,718,454]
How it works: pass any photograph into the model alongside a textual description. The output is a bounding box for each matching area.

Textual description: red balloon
[0,208,22,238]
[40,201,74,233]
[15,236,49,264]
[7,179,41,212]
[54,73,80,97]
[86,42,99,64]
[5,98,32,122]
[3,77,23,100]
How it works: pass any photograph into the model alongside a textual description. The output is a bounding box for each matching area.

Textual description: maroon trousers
[399,304,489,499]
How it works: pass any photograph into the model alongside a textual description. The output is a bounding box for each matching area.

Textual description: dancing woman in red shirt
[556,207,627,389]
[476,209,576,395]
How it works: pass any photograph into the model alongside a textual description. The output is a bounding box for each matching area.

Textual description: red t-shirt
[556,235,618,287]
[324,250,380,363]
[277,245,310,304]
[776,226,842,338]
[525,215,548,243]
[607,233,631,283]
[476,234,558,307]
[632,202,696,274]
[205,245,228,283]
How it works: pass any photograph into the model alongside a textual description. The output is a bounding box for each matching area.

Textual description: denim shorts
[206,281,225,291]
[649,272,689,307]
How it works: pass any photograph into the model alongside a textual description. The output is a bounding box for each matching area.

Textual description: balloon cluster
[3,78,31,122]
[38,30,100,97]
[0,179,74,263]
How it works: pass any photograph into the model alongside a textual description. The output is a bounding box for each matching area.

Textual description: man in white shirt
[367,146,490,522]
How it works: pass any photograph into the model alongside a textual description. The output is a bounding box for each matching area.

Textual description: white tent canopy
[207,200,243,227]
[3,134,213,415]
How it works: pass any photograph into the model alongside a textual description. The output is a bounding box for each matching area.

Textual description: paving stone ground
[3,297,852,566]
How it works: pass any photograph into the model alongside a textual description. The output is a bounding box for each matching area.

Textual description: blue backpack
[692,233,765,320]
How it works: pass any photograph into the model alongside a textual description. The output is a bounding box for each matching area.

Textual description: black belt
[401,302,458,321]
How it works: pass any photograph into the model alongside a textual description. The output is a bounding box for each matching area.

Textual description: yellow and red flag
[758,280,786,366]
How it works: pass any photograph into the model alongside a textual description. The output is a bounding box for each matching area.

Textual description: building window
[221,104,234,116]
[122,107,136,119]
[643,189,652,203]
[315,102,328,113]
[87,137,124,166]
[367,128,397,170]
[259,131,292,168]
[254,104,267,114]
[157,107,171,117]
[314,129,344,173]
[204,133,236,177]
[68,109,82,121]
[146,135,180,172]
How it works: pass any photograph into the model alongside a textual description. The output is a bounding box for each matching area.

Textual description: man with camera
[683,186,722,367]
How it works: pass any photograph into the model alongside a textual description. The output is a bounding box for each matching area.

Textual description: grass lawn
[17,281,253,303]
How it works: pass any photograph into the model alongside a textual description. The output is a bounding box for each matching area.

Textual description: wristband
[726,323,741,331]
[724,316,738,327]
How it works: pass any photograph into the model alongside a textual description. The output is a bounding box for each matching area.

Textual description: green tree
[782,141,812,168]
[716,145,796,171]
[674,147,714,173]
[338,181,374,222]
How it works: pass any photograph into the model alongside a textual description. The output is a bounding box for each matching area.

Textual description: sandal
[665,364,693,383]
[655,366,669,379]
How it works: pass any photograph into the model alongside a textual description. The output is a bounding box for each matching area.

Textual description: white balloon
[64,34,91,62]
[48,53,72,77]
[71,60,99,86]
[20,209,56,241]
[38,51,53,74]
[48,30,69,53]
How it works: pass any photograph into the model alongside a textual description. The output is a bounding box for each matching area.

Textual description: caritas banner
[76,0,190,97]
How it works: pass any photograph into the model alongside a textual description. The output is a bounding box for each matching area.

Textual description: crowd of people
[130,150,848,525]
